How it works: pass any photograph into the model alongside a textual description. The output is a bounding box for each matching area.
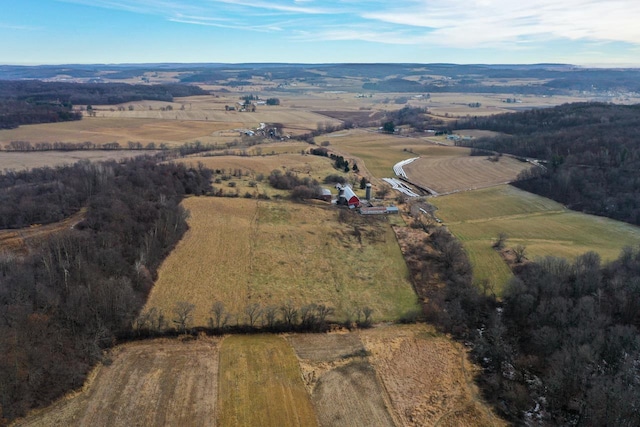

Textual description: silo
[365,183,372,201]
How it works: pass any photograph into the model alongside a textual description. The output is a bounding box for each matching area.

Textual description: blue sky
[2,0,640,65]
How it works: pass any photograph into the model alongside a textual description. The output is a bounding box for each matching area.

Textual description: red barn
[336,184,360,208]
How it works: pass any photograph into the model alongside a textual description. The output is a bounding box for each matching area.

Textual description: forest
[455,103,640,226]
[0,80,208,129]
[0,99,81,129]
[0,158,212,422]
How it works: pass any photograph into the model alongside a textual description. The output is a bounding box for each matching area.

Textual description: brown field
[288,333,396,427]
[0,117,237,148]
[0,209,86,256]
[15,327,506,427]
[360,324,506,427]
[217,335,318,427]
[402,155,534,195]
[14,338,220,427]
[0,150,155,171]
[142,197,418,326]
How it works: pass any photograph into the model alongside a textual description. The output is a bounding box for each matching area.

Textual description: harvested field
[324,128,469,179]
[16,327,505,427]
[0,117,236,148]
[312,361,396,427]
[15,338,220,427]
[402,155,534,195]
[0,150,155,171]
[431,185,640,294]
[217,335,317,427]
[360,324,506,427]
[288,332,396,427]
[143,198,418,325]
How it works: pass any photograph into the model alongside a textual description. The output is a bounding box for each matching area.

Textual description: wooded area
[404,219,640,425]
[0,158,212,423]
[456,103,640,225]
[0,80,208,129]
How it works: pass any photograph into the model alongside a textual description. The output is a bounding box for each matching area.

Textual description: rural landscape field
[17,325,503,427]
[429,185,640,293]
[3,62,640,426]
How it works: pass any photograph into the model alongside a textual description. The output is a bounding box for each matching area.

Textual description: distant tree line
[0,99,81,129]
[0,80,208,130]
[0,158,212,422]
[455,103,640,226]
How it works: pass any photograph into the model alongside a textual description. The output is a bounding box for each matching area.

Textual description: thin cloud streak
[363,0,640,48]
[55,0,640,50]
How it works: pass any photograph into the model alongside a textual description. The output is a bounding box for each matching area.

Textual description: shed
[320,188,332,202]
[386,206,400,214]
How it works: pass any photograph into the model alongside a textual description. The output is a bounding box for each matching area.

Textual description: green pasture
[431,185,640,295]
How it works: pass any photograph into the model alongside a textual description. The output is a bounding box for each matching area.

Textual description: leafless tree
[173,301,195,331]
[244,303,262,328]
[514,245,527,263]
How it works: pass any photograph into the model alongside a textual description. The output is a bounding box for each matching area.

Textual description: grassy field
[430,185,640,294]
[217,335,318,427]
[142,197,418,326]
[15,338,220,427]
[403,155,533,194]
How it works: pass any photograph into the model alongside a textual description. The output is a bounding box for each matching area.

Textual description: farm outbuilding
[336,184,360,208]
[320,188,332,202]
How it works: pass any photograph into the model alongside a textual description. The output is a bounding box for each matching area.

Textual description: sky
[1,0,640,66]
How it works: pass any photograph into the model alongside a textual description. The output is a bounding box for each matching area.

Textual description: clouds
[362,0,640,48]
[40,0,640,64]
[56,0,640,48]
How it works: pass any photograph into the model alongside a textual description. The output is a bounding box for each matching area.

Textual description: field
[360,324,505,427]
[430,185,640,294]
[402,155,533,195]
[14,338,220,427]
[217,335,318,427]
[323,128,469,180]
[16,325,505,427]
[142,197,418,325]
[180,152,354,198]
[288,333,396,427]
[0,150,155,171]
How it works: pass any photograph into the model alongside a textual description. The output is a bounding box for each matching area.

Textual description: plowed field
[402,155,533,195]
[16,327,506,427]
[14,338,220,427]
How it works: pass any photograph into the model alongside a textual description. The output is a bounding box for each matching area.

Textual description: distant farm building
[336,184,360,208]
[360,206,399,215]
[320,188,332,202]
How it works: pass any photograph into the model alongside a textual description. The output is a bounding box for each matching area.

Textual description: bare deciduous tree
[173,301,195,331]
